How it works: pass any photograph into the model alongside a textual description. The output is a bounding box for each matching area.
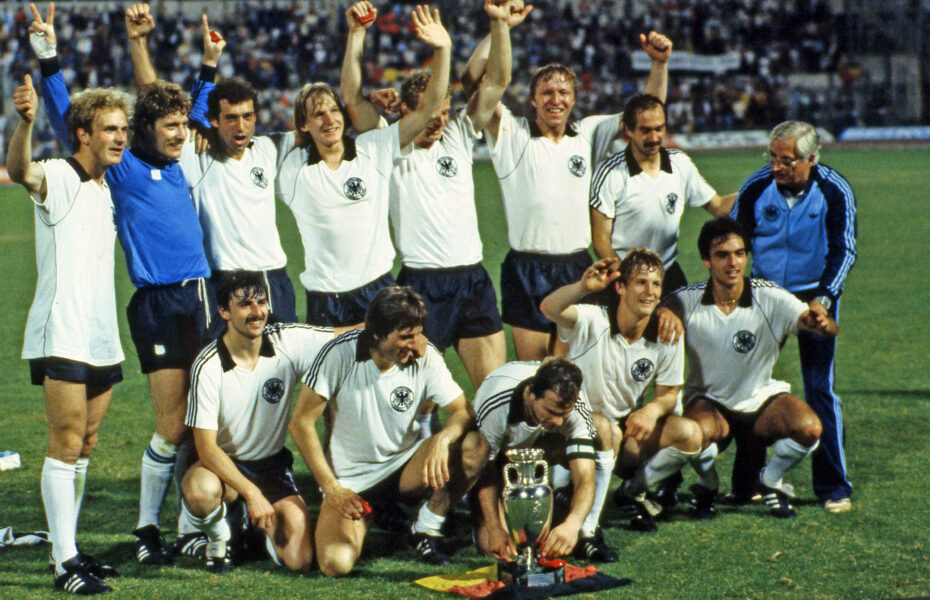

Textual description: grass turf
[0,147,928,599]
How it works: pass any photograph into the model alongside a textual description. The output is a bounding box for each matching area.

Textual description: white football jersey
[590,147,717,268]
[486,107,616,254]
[665,279,808,413]
[186,323,332,461]
[304,329,463,492]
[475,361,595,461]
[180,135,288,271]
[22,159,124,366]
[277,125,399,292]
[390,109,483,269]
[559,304,684,420]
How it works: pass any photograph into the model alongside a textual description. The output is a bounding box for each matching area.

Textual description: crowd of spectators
[0,0,888,158]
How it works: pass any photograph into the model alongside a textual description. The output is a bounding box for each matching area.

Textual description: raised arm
[28,2,71,149]
[539,257,620,330]
[396,5,452,148]
[126,2,157,87]
[465,0,513,132]
[341,2,384,135]
[460,0,532,97]
[188,15,226,130]
[640,31,672,103]
[288,386,366,520]
[6,74,47,198]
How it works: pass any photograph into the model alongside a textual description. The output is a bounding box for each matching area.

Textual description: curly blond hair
[67,87,132,150]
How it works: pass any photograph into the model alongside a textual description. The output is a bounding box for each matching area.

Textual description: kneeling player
[663,218,835,518]
[182,272,331,572]
[471,359,597,562]
[541,250,701,544]
[289,286,485,576]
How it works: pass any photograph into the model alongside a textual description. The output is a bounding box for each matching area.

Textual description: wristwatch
[813,295,832,310]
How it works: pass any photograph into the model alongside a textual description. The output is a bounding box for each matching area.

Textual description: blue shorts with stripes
[211,267,298,324]
[29,357,122,389]
[305,272,395,327]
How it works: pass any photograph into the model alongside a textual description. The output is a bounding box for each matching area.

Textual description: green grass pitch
[0,147,928,599]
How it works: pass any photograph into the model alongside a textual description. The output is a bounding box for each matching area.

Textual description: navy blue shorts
[397,263,503,350]
[305,272,395,327]
[233,448,301,505]
[29,357,123,389]
[500,250,592,333]
[127,279,222,374]
[211,267,298,324]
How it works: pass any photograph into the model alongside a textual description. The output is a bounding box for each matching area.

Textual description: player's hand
[244,491,276,531]
[580,257,620,293]
[190,126,212,154]
[640,30,672,63]
[346,1,377,32]
[13,74,38,124]
[125,3,155,40]
[370,88,402,113]
[505,0,533,28]
[421,431,451,490]
[486,524,517,561]
[655,306,683,344]
[484,0,510,21]
[624,404,661,443]
[201,15,225,66]
[411,5,451,49]
[325,484,367,520]
[539,520,578,559]
[28,3,56,58]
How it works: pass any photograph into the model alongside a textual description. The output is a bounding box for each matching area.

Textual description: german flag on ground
[414,563,631,598]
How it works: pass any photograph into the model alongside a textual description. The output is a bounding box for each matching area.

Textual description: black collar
[529,119,578,138]
[216,332,276,372]
[354,329,375,362]
[307,136,358,166]
[507,380,531,424]
[65,157,93,182]
[624,145,672,176]
[608,302,660,343]
[700,277,753,308]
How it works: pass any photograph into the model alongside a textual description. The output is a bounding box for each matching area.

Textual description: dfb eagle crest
[665,192,678,214]
[732,330,756,353]
[343,177,367,200]
[568,155,587,177]
[436,156,457,177]
[631,358,655,382]
[262,378,285,404]
[763,205,780,222]
[250,166,269,189]
[390,386,415,412]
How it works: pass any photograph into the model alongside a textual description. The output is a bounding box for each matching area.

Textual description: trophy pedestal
[498,560,565,588]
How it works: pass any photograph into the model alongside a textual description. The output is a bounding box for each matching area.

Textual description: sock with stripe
[137,433,177,530]
[580,450,616,538]
[42,457,79,574]
[186,501,230,543]
[761,438,819,489]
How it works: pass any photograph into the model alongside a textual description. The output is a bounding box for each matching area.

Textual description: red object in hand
[538,558,567,569]
[359,498,373,516]
[209,30,222,43]
[357,10,375,24]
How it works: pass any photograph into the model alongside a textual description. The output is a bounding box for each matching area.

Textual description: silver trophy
[498,448,565,587]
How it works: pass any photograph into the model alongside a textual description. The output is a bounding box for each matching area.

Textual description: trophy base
[498,561,565,588]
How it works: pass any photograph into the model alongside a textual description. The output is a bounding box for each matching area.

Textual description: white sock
[186,501,230,543]
[643,446,696,490]
[42,457,78,573]
[137,433,177,529]
[551,464,572,489]
[761,438,819,489]
[411,503,445,537]
[73,457,89,534]
[415,413,432,440]
[690,443,719,490]
[580,450,615,538]
[177,501,200,536]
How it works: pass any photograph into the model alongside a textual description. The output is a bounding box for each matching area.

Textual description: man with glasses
[731,121,857,514]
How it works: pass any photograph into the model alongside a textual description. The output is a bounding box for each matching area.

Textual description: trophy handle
[534,460,549,486]
[503,463,520,492]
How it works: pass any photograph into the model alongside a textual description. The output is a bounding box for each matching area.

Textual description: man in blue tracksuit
[731,120,857,513]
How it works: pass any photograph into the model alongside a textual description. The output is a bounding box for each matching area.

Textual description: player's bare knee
[80,431,99,457]
[793,414,822,446]
[671,418,703,453]
[181,472,222,515]
[461,431,490,479]
[319,545,357,577]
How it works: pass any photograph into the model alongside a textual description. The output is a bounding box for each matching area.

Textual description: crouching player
[182,272,332,572]
[471,359,597,562]
[662,218,835,518]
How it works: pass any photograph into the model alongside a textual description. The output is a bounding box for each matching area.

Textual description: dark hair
[207,77,258,121]
[618,247,664,286]
[529,63,578,98]
[365,286,427,339]
[529,358,583,409]
[399,69,451,111]
[216,270,268,311]
[621,93,666,133]
[132,82,191,147]
[697,217,751,260]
